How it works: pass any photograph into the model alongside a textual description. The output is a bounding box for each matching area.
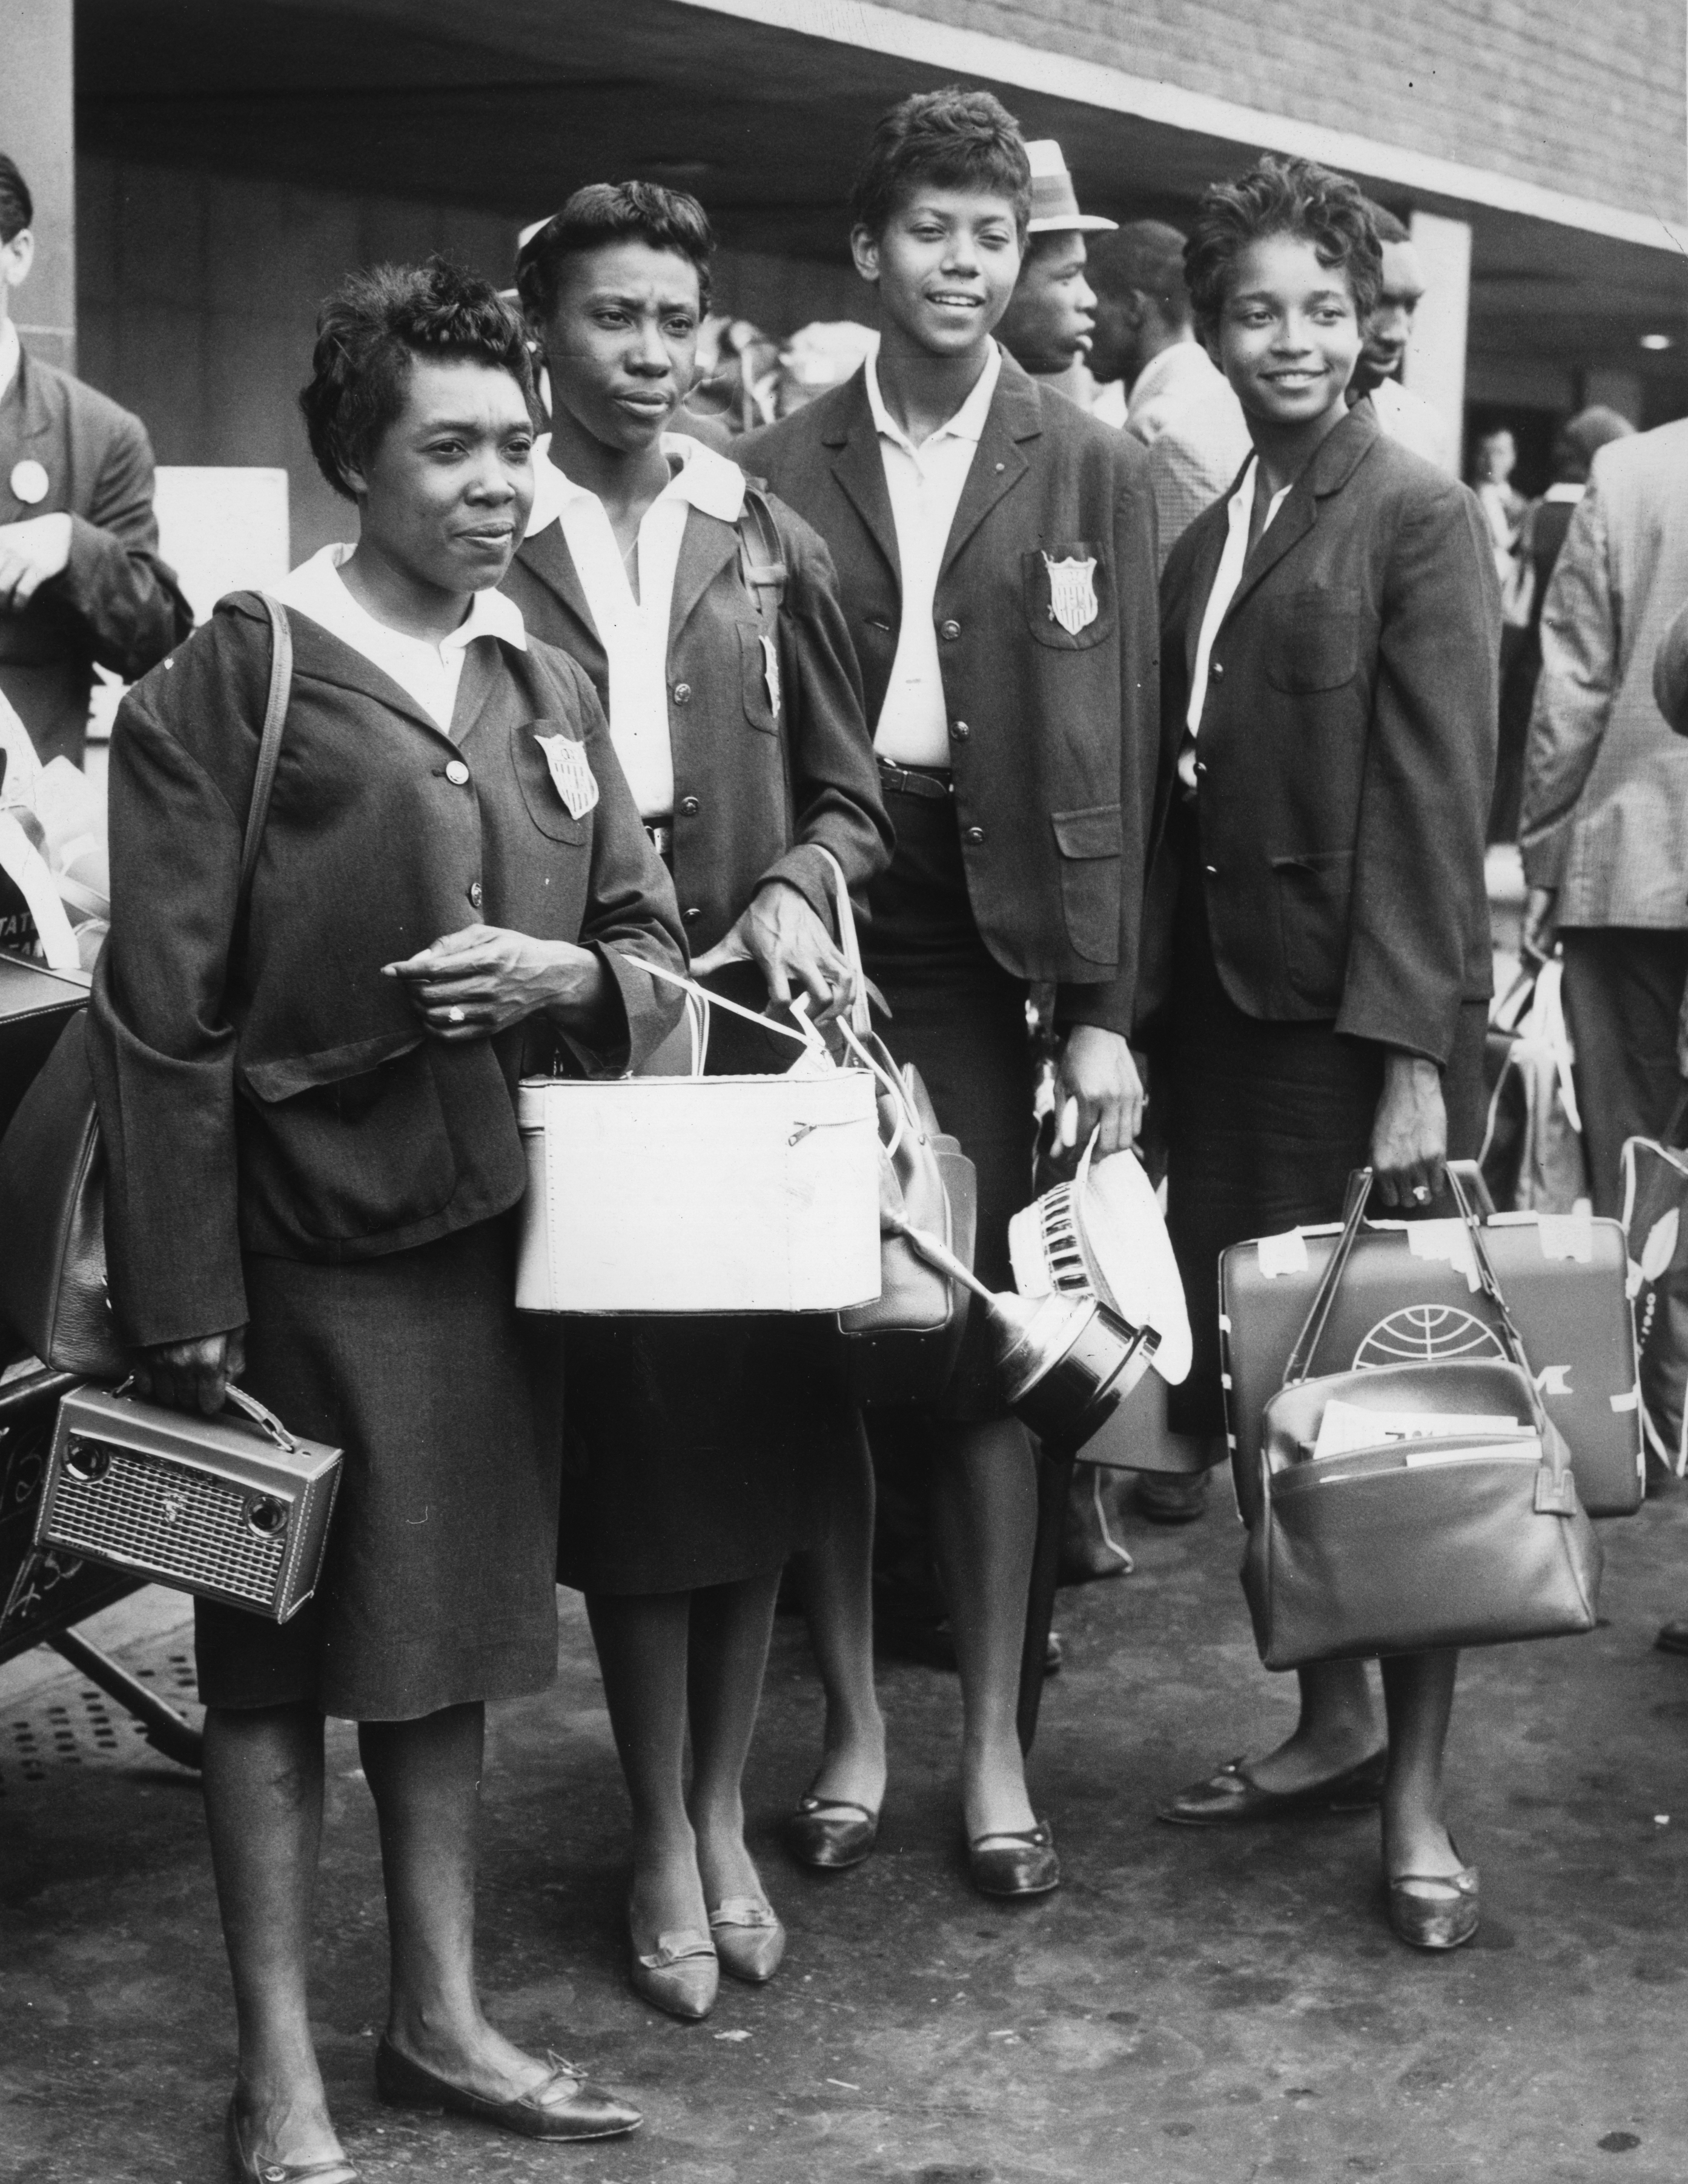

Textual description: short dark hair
[1087,219,1191,323]
[1185,156,1383,336]
[299,256,535,502]
[515,182,713,325]
[1362,199,1411,247]
[0,156,33,245]
[850,86,1031,241]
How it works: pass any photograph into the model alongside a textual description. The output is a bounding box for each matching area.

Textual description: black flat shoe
[969,1819,1061,1899]
[787,1793,880,1870]
[226,2102,360,2184]
[1157,1748,1388,1827]
[1657,1620,1688,1656]
[374,2039,641,2142]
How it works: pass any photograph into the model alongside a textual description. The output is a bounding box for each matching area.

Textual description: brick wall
[884,0,1685,225]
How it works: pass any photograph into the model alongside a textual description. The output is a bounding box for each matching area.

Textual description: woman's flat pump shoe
[710,1895,787,1983]
[374,2040,641,2142]
[630,1924,720,2020]
[225,2100,361,2184]
[969,1819,1061,1899]
[1387,1861,1480,1952]
[1157,1749,1388,1827]
[786,1793,879,1870]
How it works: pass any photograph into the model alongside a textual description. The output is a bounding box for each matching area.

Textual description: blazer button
[950,720,970,742]
[468,879,484,908]
[1203,864,1219,878]
[1210,660,1225,682]
[964,825,985,846]
[939,619,962,642]
[444,759,470,786]
[680,795,701,817]
[672,681,692,705]
[683,904,703,923]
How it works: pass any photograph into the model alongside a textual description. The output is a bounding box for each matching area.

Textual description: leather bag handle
[237,595,294,905]
[812,843,871,1037]
[1282,1168,1373,1386]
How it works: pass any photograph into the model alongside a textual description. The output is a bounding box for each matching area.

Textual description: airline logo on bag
[534,733,600,820]
[1352,1306,1572,1393]
[1042,552,1099,635]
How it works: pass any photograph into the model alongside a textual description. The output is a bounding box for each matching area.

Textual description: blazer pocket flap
[1266,592,1361,692]
[240,1030,425,1104]
[1052,803,1122,859]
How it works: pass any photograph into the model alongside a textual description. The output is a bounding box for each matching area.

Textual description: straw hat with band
[1024,141,1119,236]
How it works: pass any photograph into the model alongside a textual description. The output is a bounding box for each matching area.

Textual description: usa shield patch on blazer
[1042,552,1099,635]
[534,732,600,819]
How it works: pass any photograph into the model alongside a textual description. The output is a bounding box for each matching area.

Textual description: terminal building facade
[5,0,1685,566]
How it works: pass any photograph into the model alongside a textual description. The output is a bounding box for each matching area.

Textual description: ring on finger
[447,1005,466,1025]
[1411,1183,1432,1204]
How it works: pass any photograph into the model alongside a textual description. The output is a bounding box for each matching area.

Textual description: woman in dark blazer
[90,262,682,2174]
[1141,160,1499,1950]
[502,187,891,2019]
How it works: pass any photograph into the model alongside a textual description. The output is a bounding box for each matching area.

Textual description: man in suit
[1521,416,1688,1216]
[1348,204,1451,472]
[0,154,190,766]
[993,139,1111,380]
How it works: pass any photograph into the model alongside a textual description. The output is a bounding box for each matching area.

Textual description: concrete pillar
[0,0,75,373]
[1402,210,1472,478]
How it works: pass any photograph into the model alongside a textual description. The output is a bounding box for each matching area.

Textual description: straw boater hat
[1008,1138,1192,1383]
[1024,141,1119,236]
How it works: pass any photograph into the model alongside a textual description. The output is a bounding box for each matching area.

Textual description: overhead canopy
[76,0,1688,411]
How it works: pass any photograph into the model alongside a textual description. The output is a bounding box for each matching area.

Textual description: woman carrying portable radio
[1141,159,1500,1949]
[90,260,685,2175]
[502,184,891,2020]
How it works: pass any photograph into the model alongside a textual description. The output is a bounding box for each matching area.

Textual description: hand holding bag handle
[0,595,295,1378]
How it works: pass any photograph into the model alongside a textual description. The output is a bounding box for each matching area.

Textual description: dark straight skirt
[862,783,1038,1423]
[1160,852,1488,1439]
[196,1211,566,1721]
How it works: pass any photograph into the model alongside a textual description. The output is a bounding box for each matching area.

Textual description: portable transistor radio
[35,1383,342,1623]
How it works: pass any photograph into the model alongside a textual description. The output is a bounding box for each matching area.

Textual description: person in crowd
[1472,425,1527,589]
[1145,158,1498,1952]
[89,259,683,2174]
[1520,411,1688,1216]
[738,87,1159,1902]
[1084,219,1251,571]
[502,184,891,2018]
[0,153,190,766]
[1348,203,1451,471]
[994,139,1111,382]
[1492,406,1634,841]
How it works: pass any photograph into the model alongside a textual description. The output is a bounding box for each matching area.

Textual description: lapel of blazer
[514,523,607,686]
[1219,405,1379,632]
[14,349,56,447]
[285,612,452,747]
[821,371,901,593]
[941,352,1040,580]
[667,505,743,652]
[1180,510,1230,684]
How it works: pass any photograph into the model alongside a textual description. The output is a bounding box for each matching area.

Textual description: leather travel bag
[0,595,294,1377]
[1240,1170,1603,1670]
[1219,1162,1641,1521]
[0,953,88,1142]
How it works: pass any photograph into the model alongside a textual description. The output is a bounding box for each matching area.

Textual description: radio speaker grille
[48,1441,285,1606]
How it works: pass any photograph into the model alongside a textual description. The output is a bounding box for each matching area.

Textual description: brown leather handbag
[0,596,294,1377]
[1241,1168,1603,1670]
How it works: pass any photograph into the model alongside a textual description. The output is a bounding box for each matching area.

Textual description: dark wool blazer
[0,346,193,763]
[737,352,1160,1034]
[89,593,685,1350]
[1146,402,1498,1064]
[503,487,892,951]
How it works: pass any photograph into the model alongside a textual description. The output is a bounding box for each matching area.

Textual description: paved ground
[5,1469,1688,2184]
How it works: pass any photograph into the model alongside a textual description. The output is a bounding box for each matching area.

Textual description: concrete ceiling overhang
[76,0,1688,388]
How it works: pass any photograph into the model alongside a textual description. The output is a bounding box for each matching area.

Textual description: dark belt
[643,818,674,861]
[877,759,953,801]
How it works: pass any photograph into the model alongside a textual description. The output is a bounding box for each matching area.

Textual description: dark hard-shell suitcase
[0,951,87,1142]
[1220,1196,1641,1525]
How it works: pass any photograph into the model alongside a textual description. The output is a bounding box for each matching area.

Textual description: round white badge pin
[9,459,49,506]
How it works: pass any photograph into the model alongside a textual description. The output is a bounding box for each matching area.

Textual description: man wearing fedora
[995,140,1113,383]
[0,154,190,766]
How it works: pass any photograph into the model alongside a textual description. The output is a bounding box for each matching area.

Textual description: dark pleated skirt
[555,959,847,1597]
[1162,854,1487,1438]
[195,1211,566,1720]
[862,787,1037,1423]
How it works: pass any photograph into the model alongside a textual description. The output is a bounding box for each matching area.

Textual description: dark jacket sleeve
[1056,433,1162,1037]
[89,628,257,1349]
[52,405,194,680]
[753,506,893,923]
[1337,478,1499,1059]
[568,665,689,1069]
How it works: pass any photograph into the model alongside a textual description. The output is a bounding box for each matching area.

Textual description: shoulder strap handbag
[1241,1165,1603,1669]
[736,486,788,620]
[0,597,294,1377]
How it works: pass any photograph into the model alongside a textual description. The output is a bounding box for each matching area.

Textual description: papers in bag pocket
[1310,1398,1527,1461]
